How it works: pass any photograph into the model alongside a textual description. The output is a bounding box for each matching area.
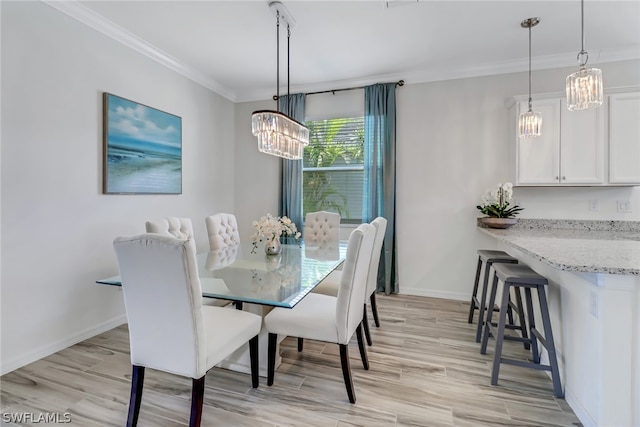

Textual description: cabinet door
[560,99,604,184]
[609,92,640,184]
[517,99,561,184]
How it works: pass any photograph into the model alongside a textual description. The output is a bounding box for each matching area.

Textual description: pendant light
[251,1,309,160]
[519,17,542,138]
[566,0,603,111]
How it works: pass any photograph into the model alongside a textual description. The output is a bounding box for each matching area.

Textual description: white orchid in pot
[251,214,301,255]
[477,182,523,228]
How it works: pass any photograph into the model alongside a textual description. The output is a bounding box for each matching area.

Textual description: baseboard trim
[565,388,596,427]
[399,288,468,302]
[1,314,127,375]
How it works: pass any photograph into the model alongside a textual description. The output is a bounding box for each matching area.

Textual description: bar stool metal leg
[480,274,500,355]
[468,257,483,324]
[491,283,512,385]
[475,261,494,342]
[512,287,530,350]
[537,286,564,398]
[524,287,540,363]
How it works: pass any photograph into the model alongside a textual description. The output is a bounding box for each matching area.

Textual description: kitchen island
[478,219,640,427]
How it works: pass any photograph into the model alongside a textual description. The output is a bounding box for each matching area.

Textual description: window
[302,117,364,223]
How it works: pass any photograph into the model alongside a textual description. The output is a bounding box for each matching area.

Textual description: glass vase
[265,238,281,255]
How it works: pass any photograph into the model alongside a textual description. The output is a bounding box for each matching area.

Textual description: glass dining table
[97,240,346,308]
[96,240,347,377]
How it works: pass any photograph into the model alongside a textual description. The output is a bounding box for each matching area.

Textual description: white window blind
[302,117,364,223]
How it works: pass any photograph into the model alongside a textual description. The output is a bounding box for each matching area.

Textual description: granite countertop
[477,219,640,276]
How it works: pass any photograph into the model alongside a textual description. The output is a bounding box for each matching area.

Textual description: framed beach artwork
[103,93,182,194]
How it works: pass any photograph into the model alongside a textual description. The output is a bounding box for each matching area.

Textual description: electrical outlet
[617,200,632,213]
[588,200,599,211]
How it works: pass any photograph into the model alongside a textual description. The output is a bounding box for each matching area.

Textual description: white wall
[236,59,640,301]
[234,99,281,243]
[0,2,236,374]
[397,60,639,299]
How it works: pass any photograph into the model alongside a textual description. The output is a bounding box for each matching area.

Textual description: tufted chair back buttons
[206,213,240,251]
[145,217,197,254]
[303,211,340,245]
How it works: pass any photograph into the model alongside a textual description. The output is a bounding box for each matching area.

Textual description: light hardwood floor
[1,295,581,426]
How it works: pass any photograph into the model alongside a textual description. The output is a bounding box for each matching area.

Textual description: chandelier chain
[581,0,585,52]
[578,0,589,67]
[287,24,291,102]
[276,10,280,111]
[251,2,310,160]
[528,21,532,111]
[518,17,542,138]
[521,18,539,112]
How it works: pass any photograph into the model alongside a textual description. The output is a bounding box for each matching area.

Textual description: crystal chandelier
[251,1,309,160]
[519,17,542,138]
[566,0,603,111]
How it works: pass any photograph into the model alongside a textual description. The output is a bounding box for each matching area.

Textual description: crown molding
[237,47,639,102]
[41,0,639,104]
[42,0,237,102]
[410,47,639,86]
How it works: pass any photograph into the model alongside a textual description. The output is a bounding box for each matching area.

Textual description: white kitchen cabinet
[516,99,561,184]
[514,97,604,185]
[609,92,640,184]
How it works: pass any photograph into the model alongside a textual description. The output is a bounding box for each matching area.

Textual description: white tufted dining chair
[205,213,240,251]
[145,217,197,253]
[263,223,375,404]
[312,217,388,347]
[145,216,230,307]
[113,233,262,427]
[303,211,340,245]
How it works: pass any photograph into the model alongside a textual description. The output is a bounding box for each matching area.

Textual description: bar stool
[480,263,563,398]
[468,250,519,343]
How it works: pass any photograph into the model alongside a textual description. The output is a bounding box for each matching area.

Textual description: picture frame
[103,93,182,194]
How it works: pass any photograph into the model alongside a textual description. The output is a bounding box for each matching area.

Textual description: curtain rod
[273,79,404,100]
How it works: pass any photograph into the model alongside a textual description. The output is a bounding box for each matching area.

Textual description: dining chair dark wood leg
[297,337,304,352]
[249,335,259,388]
[356,323,369,370]
[189,376,205,427]
[370,294,381,327]
[267,333,277,386]
[126,365,145,427]
[362,304,373,346]
[339,344,356,404]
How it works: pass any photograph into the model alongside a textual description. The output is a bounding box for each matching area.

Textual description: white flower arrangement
[250,213,301,254]
[476,182,523,218]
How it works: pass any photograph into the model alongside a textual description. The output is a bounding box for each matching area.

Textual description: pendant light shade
[566,65,603,111]
[566,0,603,111]
[518,17,542,138]
[519,110,543,137]
[252,110,309,160]
[251,1,309,160]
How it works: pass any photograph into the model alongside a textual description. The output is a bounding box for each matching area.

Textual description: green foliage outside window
[302,117,364,221]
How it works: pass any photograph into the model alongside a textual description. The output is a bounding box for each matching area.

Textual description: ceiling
[50,1,640,102]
